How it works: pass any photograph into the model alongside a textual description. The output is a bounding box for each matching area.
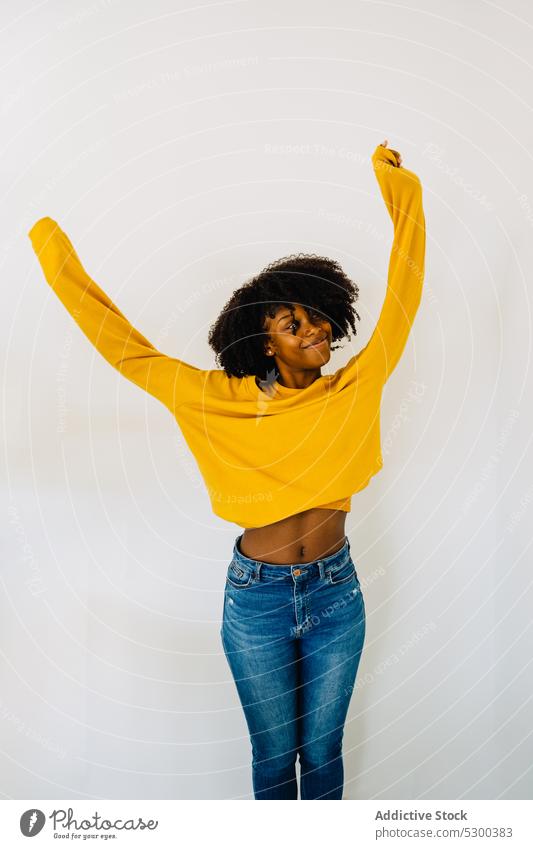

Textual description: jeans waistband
[232,533,351,580]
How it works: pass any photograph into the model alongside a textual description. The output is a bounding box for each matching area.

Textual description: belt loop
[318,560,325,579]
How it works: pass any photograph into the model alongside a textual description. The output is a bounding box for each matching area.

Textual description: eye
[286,311,322,333]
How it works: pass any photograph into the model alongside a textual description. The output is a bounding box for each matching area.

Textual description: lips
[303,335,328,349]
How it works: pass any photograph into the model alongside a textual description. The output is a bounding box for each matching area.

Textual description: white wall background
[1,0,532,800]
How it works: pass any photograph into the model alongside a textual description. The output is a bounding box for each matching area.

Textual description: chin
[308,348,331,365]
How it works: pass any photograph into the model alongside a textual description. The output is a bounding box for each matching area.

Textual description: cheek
[277,335,302,357]
[282,338,299,352]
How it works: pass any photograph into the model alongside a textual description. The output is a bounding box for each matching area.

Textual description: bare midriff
[239,507,348,565]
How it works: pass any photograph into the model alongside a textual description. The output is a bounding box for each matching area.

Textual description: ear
[263,336,274,356]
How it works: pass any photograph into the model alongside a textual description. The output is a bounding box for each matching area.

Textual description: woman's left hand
[381,138,403,167]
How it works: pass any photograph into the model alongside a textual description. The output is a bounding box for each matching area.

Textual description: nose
[306,317,323,332]
[305,317,322,334]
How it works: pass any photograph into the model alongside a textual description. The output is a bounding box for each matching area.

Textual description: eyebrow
[275,313,294,326]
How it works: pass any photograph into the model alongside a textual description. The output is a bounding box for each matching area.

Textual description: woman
[28,139,426,800]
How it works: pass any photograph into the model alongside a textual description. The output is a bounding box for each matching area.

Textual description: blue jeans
[220,534,366,800]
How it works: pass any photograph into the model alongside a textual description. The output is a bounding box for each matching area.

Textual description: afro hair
[207,253,361,379]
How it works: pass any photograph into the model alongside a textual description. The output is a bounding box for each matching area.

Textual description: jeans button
[294,569,301,576]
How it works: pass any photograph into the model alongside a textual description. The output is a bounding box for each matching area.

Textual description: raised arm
[28,217,207,413]
[356,142,426,385]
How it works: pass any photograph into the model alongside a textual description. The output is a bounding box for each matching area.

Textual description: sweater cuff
[372,144,399,168]
[28,216,61,246]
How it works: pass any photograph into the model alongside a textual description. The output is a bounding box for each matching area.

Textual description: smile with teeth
[303,336,328,349]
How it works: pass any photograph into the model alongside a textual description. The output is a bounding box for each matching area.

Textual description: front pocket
[328,557,356,586]
[226,559,254,589]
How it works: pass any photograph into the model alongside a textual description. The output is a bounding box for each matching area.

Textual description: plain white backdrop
[1,0,532,799]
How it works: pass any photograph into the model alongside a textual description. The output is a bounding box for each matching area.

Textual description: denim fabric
[220,534,366,800]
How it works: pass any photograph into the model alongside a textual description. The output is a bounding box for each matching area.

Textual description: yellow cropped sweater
[28,144,426,529]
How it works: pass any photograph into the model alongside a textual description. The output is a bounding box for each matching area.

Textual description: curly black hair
[207,253,361,379]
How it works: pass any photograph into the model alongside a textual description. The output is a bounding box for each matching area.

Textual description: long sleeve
[356,144,426,385]
[28,217,207,413]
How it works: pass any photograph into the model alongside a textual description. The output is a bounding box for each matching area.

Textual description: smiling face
[261,303,332,385]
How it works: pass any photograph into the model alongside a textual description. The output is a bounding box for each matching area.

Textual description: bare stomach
[239,507,348,565]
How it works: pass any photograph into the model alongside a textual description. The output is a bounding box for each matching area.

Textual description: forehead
[265,303,306,324]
